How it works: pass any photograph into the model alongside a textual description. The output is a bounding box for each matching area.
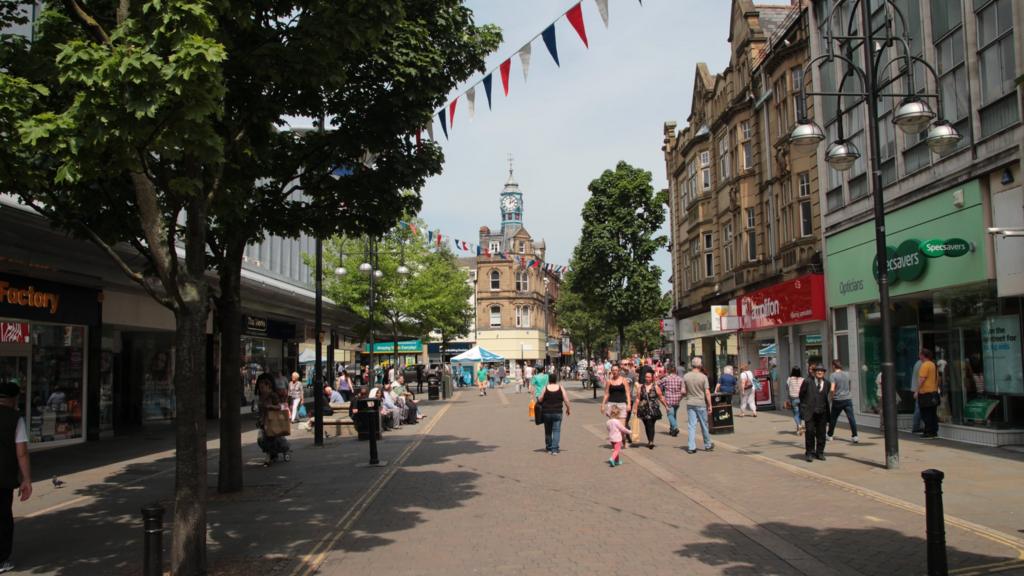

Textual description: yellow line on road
[291,393,458,576]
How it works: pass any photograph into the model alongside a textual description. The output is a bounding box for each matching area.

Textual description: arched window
[515,270,529,292]
[489,305,502,327]
[490,270,500,290]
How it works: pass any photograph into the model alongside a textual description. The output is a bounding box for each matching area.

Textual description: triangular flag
[566,3,589,48]
[436,233,443,247]
[482,74,493,109]
[408,223,418,235]
[519,43,532,82]
[438,110,448,139]
[428,230,434,243]
[499,58,511,96]
[425,122,434,141]
[541,24,559,67]
[467,87,476,120]
[595,0,609,28]
[415,128,421,146]
[448,97,458,129]
[476,246,482,256]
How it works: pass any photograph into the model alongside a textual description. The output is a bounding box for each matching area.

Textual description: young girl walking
[606,406,631,467]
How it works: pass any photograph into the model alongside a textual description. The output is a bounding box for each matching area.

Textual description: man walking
[916,349,941,438]
[800,366,830,462]
[827,360,859,443]
[476,364,488,396]
[683,358,714,454]
[658,362,684,437]
[0,382,32,573]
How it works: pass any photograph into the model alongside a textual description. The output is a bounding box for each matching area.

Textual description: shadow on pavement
[675,521,1021,576]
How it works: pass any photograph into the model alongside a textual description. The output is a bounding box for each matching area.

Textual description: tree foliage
[569,161,666,354]
[555,265,613,359]
[624,292,671,355]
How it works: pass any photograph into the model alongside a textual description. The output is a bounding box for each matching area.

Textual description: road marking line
[291,393,458,576]
[582,423,851,576]
[496,388,510,406]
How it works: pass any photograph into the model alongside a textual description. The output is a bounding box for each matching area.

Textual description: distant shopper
[658,362,684,437]
[477,364,489,396]
[537,371,571,454]
[714,365,737,403]
[287,371,304,423]
[336,369,352,402]
[800,366,830,462]
[531,363,550,400]
[916,349,941,438]
[738,363,758,417]
[257,374,291,465]
[910,356,924,433]
[606,406,631,467]
[683,357,714,454]
[0,382,32,574]
[634,371,667,449]
[827,360,859,443]
[786,367,805,435]
[601,365,632,446]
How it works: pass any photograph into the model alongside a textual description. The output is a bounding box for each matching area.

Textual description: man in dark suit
[799,366,831,462]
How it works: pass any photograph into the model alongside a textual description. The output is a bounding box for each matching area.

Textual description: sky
[419,0,733,290]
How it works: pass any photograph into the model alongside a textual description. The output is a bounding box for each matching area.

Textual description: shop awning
[450,346,504,363]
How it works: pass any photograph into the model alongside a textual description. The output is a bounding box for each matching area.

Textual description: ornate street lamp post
[791,0,961,469]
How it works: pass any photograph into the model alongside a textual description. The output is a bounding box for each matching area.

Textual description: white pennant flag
[467,86,476,120]
[426,122,434,141]
[519,42,532,82]
[595,0,609,28]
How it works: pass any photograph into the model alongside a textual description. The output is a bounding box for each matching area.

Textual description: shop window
[489,306,501,327]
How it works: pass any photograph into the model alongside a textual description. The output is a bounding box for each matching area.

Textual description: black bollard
[367,398,380,465]
[141,503,165,576]
[922,469,948,576]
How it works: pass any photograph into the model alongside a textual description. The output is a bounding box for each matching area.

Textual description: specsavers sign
[826,180,988,307]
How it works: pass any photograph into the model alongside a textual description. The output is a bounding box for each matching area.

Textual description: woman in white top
[738,363,757,417]
[786,367,805,435]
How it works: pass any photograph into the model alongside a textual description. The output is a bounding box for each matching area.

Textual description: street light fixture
[358,262,373,275]
[789,0,961,470]
[334,266,347,277]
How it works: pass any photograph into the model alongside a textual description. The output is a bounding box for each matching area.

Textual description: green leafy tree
[624,292,670,355]
[0,1,498,573]
[570,161,666,356]
[555,266,613,360]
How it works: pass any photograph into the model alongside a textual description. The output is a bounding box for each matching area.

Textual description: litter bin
[709,394,734,434]
[427,374,441,400]
[354,397,382,441]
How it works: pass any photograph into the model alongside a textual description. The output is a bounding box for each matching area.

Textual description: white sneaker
[826,435,834,442]
[0,561,13,573]
[851,435,860,444]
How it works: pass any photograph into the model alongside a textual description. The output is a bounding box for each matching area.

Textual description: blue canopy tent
[450,346,504,363]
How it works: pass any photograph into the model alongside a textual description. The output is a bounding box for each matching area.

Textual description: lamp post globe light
[789,0,961,470]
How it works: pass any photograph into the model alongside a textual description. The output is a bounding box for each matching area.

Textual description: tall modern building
[474,167,561,367]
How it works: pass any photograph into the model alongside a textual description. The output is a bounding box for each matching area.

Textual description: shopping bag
[297,404,308,419]
[264,409,291,437]
[528,399,536,420]
[630,416,640,443]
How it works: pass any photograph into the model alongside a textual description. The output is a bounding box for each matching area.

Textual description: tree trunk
[617,324,625,361]
[392,321,400,380]
[171,298,209,576]
[216,243,244,494]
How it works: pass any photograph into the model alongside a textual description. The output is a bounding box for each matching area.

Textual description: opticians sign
[740,274,826,331]
[872,239,927,284]
[919,238,972,258]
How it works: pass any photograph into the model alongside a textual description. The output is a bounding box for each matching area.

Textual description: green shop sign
[825,180,988,308]
[919,238,972,258]
[872,239,927,284]
[363,340,423,354]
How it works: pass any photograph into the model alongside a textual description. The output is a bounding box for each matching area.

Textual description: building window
[515,305,531,328]
[489,305,501,327]
[774,76,790,140]
[722,222,734,272]
[489,270,500,290]
[933,0,970,150]
[489,240,501,254]
[717,134,731,181]
[798,172,810,197]
[700,151,712,191]
[800,200,813,237]
[975,0,1018,137]
[747,231,757,262]
[704,252,714,278]
[518,240,526,254]
[764,198,776,258]
[687,160,697,200]
[745,207,755,228]
[515,270,529,292]
[791,66,806,120]
[703,232,713,251]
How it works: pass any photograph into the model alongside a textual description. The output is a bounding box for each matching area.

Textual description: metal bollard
[922,469,948,576]
[141,503,165,576]
[368,401,380,465]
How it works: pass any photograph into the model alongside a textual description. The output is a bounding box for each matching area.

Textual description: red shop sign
[740,274,826,331]
[0,322,30,343]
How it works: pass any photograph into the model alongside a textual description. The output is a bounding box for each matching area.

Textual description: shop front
[677,306,738,384]
[240,315,296,406]
[738,274,827,409]
[428,341,473,364]
[0,273,100,446]
[363,339,425,369]
[826,180,1023,445]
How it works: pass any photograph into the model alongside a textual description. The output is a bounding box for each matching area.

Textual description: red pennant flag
[409,223,418,235]
[415,129,421,146]
[449,97,458,129]
[566,3,589,48]
[500,59,511,96]
[436,233,443,247]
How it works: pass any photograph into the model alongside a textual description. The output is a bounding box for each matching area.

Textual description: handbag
[533,398,544,425]
[918,392,941,408]
[264,408,291,437]
[637,385,662,421]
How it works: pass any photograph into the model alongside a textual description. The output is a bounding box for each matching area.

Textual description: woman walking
[600,365,633,446]
[337,369,353,402]
[738,363,758,417]
[287,371,304,423]
[714,365,738,404]
[786,367,805,435]
[634,371,667,449]
[256,373,291,465]
[537,372,572,454]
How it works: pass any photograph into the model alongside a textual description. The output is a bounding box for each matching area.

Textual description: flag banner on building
[466,87,476,120]
[397,220,566,275]
[425,0,640,141]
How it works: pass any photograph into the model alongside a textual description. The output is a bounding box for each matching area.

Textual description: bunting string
[418,0,643,142]
[396,220,568,276]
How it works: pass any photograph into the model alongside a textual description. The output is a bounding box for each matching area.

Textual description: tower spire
[507,153,514,180]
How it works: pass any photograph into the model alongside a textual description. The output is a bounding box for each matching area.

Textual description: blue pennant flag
[542,24,559,67]
[438,110,448,139]
[482,74,493,110]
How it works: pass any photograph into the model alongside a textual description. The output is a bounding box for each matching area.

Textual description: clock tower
[500,156,523,235]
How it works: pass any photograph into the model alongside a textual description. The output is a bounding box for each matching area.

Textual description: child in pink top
[606,406,631,467]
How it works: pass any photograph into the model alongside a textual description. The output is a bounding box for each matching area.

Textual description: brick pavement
[7,385,1024,575]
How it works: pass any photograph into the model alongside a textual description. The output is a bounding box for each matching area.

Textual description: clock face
[502,196,518,212]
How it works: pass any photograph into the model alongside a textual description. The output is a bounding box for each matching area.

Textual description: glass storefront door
[0,347,30,417]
